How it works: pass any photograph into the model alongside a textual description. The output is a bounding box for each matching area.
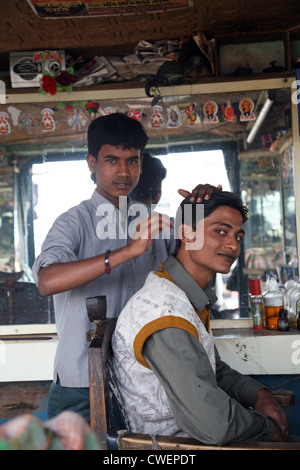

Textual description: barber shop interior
[0,0,300,452]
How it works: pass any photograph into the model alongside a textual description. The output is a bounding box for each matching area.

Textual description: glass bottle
[248,278,264,330]
[262,276,284,330]
[277,308,289,331]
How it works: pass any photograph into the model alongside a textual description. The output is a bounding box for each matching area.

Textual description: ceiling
[0,0,300,72]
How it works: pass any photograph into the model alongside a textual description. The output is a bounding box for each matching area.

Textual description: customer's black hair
[174,190,248,250]
[87,112,148,158]
[130,153,167,202]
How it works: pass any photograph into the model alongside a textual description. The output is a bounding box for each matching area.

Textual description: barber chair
[87,297,300,450]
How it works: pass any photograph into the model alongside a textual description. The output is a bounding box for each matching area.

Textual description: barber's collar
[162,255,217,311]
[91,190,127,226]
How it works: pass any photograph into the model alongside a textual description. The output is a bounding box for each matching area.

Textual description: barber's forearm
[38,245,136,296]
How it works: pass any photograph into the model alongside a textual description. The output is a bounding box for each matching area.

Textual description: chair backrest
[88,318,300,451]
[88,317,129,450]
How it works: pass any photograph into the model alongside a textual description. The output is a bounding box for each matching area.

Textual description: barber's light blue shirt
[32,190,175,387]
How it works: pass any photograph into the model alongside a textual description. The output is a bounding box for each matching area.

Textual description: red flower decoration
[41,75,57,95]
[56,71,75,87]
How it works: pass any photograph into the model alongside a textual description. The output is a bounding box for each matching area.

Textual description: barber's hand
[178,184,222,203]
[128,214,173,256]
[254,389,289,441]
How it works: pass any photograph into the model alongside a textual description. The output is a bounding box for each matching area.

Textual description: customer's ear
[178,224,196,244]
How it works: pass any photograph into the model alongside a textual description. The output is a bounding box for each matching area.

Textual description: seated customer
[112,191,289,446]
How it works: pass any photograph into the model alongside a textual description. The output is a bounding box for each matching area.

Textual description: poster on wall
[27,0,193,17]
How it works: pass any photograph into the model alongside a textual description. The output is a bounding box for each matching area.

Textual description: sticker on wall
[202,100,219,123]
[41,108,55,132]
[150,105,164,128]
[127,110,143,121]
[18,113,37,134]
[167,105,181,128]
[85,101,99,120]
[185,103,200,125]
[221,100,236,122]
[104,107,116,115]
[67,109,88,130]
[239,98,255,121]
[7,106,22,126]
[0,113,11,134]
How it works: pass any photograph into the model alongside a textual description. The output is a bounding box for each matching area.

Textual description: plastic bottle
[284,279,297,310]
[248,278,264,330]
[262,276,284,330]
[288,282,300,328]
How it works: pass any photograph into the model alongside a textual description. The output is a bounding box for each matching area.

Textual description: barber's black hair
[87,112,148,158]
[130,153,167,202]
[174,190,248,251]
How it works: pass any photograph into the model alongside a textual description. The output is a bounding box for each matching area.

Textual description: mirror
[0,80,296,327]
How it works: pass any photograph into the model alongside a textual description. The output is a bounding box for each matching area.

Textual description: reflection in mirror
[0,84,296,326]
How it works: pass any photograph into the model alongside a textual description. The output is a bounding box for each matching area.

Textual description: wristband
[104,249,111,275]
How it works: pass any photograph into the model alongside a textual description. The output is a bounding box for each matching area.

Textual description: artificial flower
[56,70,75,87]
[41,74,57,95]
[39,67,75,96]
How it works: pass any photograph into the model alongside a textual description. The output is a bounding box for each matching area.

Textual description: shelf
[2,74,295,105]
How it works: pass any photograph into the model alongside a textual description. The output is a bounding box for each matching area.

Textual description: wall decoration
[39,67,75,96]
[185,103,200,125]
[221,100,236,122]
[0,113,11,135]
[7,106,22,126]
[27,0,193,18]
[67,109,88,130]
[104,107,116,115]
[41,108,55,132]
[150,105,164,128]
[127,110,143,121]
[202,100,218,123]
[85,101,100,120]
[239,97,255,121]
[167,105,181,128]
[18,114,38,134]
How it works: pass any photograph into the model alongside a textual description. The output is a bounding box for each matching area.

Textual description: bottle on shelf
[277,308,289,331]
[262,275,284,330]
[289,283,300,328]
[248,278,264,330]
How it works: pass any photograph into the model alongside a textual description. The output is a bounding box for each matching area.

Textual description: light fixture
[246,95,274,144]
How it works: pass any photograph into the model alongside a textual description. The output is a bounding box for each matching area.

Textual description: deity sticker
[221,100,236,122]
[167,105,181,128]
[202,100,219,123]
[104,107,116,115]
[18,113,37,134]
[239,98,255,121]
[0,112,10,135]
[67,109,88,130]
[41,108,55,132]
[150,105,164,128]
[185,103,200,125]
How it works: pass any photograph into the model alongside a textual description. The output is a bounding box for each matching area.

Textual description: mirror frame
[1,76,299,334]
